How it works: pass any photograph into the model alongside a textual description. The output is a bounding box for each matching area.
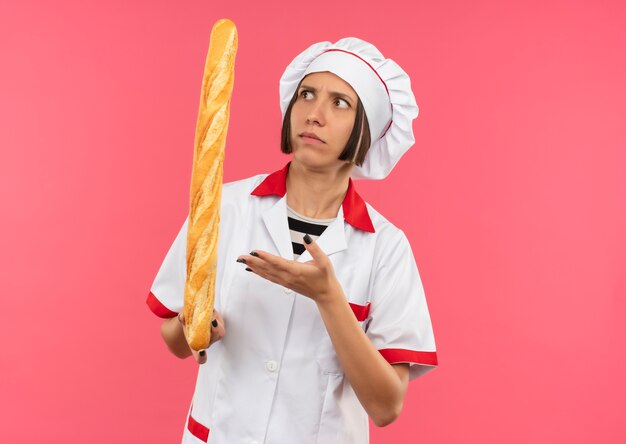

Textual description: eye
[299,89,314,100]
[334,98,350,109]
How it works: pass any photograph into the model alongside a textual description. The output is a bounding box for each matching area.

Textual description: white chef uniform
[147,162,438,444]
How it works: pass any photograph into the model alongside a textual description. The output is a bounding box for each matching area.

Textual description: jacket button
[266,360,279,372]
[283,286,293,294]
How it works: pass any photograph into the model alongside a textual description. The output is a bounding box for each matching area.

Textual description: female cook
[147,37,438,444]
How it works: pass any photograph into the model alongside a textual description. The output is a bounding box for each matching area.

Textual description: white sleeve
[146,217,189,318]
[366,230,438,380]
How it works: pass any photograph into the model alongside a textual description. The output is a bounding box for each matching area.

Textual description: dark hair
[280,80,372,166]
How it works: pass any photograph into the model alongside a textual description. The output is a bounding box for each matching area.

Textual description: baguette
[183,19,238,351]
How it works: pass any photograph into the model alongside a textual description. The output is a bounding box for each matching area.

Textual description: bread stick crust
[184,19,238,351]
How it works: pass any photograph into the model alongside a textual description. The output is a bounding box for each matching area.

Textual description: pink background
[1,0,625,442]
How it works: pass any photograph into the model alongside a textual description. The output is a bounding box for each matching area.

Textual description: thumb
[303,234,327,265]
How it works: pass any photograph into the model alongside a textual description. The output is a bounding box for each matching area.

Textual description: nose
[305,101,325,126]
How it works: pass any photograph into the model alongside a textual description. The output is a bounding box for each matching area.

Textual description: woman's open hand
[237,235,344,305]
[177,310,225,365]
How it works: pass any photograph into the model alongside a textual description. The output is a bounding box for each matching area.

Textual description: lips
[299,132,325,143]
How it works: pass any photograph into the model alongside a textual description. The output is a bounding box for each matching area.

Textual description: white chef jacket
[147,162,437,444]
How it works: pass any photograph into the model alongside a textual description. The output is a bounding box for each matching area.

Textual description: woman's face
[289,71,358,171]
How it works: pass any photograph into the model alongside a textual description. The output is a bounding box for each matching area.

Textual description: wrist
[316,281,345,309]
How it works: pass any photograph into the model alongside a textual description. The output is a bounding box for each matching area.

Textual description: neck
[286,160,353,219]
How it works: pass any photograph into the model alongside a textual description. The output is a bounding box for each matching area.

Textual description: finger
[178,312,185,325]
[252,250,286,268]
[240,254,284,282]
[237,252,298,290]
[302,234,328,265]
[194,349,207,365]
[247,265,283,286]
[242,250,291,272]
[211,318,225,337]
[213,309,225,325]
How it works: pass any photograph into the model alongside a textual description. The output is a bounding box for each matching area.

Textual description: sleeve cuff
[146,291,178,318]
[378,348,438,366]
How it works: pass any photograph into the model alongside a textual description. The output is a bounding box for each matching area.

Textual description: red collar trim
[251,162,375,233]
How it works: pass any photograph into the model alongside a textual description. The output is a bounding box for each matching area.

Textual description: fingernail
[236,258,246,264]
[250,251,259,257]
[303,234,312,244]
[199,350,206,357]
[212,319,218,328]
[245,267,253,272]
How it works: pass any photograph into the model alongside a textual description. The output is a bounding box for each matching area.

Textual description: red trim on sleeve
[187,409,210,442]
[379,349,438,366]
[349,302,371,321]
[146,291,178,318]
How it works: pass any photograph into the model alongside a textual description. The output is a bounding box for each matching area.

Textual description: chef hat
[280,37,419,180]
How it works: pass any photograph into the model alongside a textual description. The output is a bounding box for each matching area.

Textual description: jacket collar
[251,162,375,233]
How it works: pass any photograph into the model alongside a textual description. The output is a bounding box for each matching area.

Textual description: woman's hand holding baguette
[161,310,225,364]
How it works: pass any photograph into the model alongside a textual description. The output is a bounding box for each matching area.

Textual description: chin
[293,147,326,164]
[292,150,345,172]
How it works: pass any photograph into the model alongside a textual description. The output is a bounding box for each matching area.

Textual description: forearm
[160,316,192,359]
[316,291,407,427]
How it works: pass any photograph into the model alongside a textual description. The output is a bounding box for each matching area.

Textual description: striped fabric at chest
[287,206,335,260]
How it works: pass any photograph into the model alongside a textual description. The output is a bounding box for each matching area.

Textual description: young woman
[148,37,438,444]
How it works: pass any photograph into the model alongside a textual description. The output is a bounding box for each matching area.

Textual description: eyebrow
[299,84,356,105]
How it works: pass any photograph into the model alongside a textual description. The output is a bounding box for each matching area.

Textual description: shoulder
[222,173,268,196]
[219,172,275,217]
[220,172,274,208]
[361,202,413,268]
[364,202,408,245]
